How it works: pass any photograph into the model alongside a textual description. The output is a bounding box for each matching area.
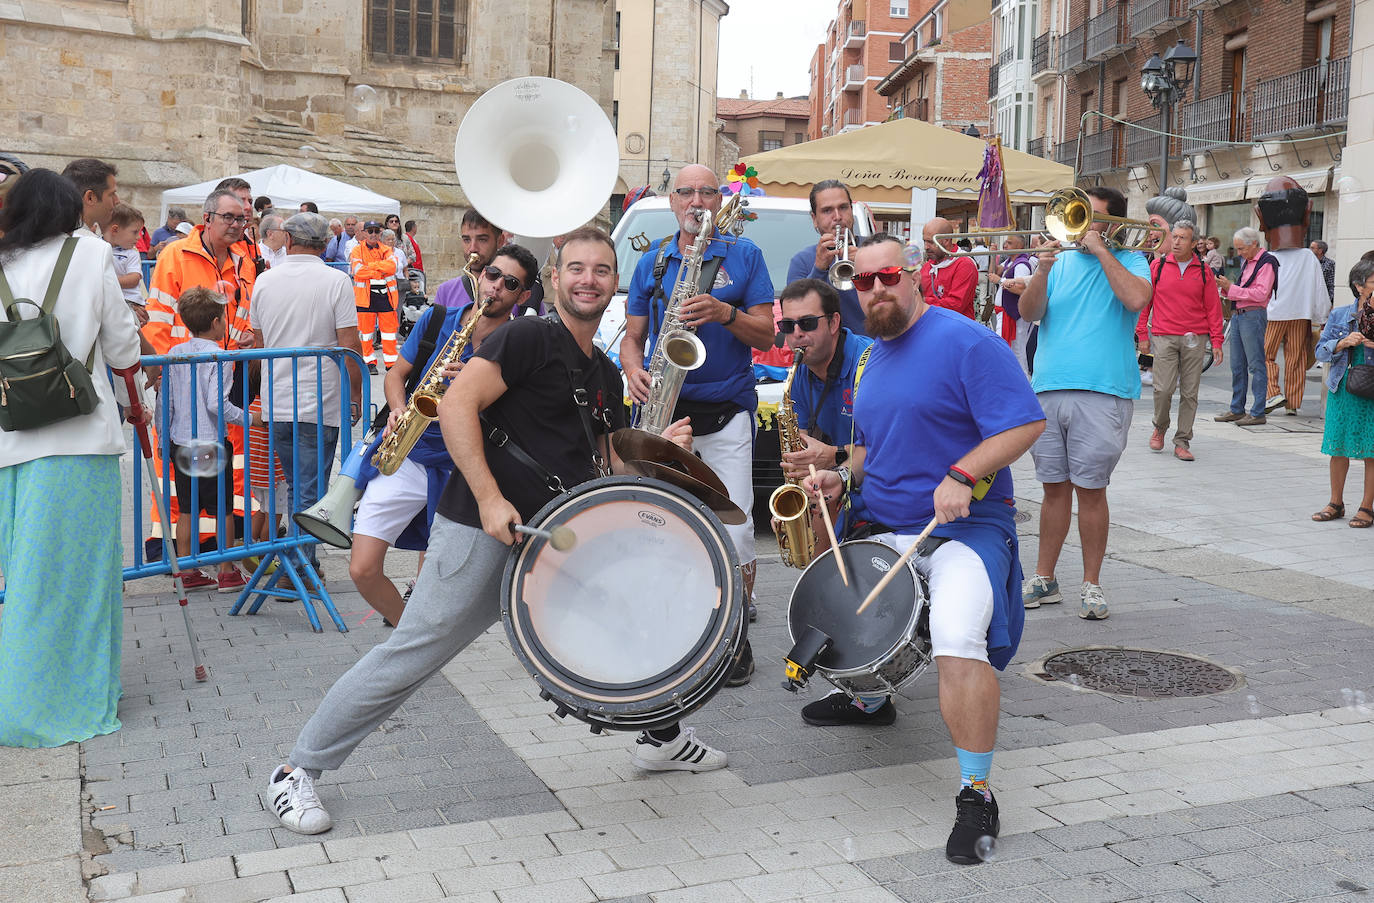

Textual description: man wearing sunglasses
[347,245,538,627]
[1015,185,1152,622]
[786,179,868,335]
[621,164,776,686]
[806,234,1045,865]
[350,220,401,372]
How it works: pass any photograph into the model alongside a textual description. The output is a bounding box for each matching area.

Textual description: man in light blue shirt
[1014,186,1153,621]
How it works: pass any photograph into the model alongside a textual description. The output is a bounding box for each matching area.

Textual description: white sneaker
[268,765,333,834]
[1140,371,1153,386]
[630,726,727,772]
[1079,582,1109,620]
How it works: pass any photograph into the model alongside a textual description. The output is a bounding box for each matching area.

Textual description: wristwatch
[834,463,853,486]
[834,446,849,466]
[724,305,738,326]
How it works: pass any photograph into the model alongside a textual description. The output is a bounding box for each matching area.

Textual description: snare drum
[786,540,932,698]
[502,476,745,733]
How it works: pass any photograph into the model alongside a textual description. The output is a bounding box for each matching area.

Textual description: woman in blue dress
[1313,257,1374,527]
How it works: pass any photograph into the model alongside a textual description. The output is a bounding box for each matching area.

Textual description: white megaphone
[454,77,620,238]
[293,438,370,549]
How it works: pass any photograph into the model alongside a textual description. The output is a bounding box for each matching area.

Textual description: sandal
[1350,507,1374,529]
[1312,502,1346,522]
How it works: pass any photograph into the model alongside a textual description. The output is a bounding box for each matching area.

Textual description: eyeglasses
[851,266,917,291]
[483,265,523,292]
[211,212,250,226]
[672,187,721,199]
[777,315,829,334]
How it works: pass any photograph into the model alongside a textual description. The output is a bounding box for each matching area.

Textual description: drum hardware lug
[539,689,553,701]
[589,724,603,734]
[554,705,570,719]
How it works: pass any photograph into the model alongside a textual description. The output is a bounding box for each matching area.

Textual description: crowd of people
[2,152,1372,872]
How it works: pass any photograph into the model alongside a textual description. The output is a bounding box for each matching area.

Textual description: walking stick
[116,366,208,681]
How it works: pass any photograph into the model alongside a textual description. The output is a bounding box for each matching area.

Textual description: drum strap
[482,417,566,493]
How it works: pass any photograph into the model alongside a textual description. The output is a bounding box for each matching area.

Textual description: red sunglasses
[851,266,917,291]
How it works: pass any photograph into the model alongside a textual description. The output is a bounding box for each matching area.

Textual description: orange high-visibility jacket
[146,225,256,354]
[349,242,398,311]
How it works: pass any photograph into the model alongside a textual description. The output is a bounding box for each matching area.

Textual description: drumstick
[809,464,848,587]
[856,515,939,616]
[513,524,578,551]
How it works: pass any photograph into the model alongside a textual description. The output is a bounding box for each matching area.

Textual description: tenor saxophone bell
[769,483,816,569]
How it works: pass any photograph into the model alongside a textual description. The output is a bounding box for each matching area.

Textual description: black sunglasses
[483,265,523,292]
[777,315,829,334]
[364,227,382,234]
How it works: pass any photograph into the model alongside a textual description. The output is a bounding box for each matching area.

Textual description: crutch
[116,365,208,681]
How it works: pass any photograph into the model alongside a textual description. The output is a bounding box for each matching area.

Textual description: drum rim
[787,539,926,674]
[502,475,744,721]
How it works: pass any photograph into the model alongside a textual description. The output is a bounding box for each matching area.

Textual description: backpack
[0,238,99,431]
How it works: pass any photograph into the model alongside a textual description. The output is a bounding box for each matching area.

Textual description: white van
[598,195,877,523]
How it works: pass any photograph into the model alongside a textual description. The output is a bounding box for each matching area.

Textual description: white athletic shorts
[874,534,994,664]
[351,457,429,545]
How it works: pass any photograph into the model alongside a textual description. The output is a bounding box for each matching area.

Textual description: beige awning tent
[739,119,1074,212]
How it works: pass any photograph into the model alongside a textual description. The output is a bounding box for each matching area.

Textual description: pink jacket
[1136,253,1224,349]
[1226,253,1278,310]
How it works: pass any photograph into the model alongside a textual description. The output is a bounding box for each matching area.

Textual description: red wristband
[948,465,977,487]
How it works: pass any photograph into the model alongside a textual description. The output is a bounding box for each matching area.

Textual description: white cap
[176,222,193,235]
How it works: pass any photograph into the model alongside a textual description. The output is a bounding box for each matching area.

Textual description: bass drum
[502,475,745,733]
[787,540,932,698]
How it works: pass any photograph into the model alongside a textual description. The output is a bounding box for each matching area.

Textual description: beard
[864,296,909,338]
[556,292,611,323]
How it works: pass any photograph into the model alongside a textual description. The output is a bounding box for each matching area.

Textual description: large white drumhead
[518,499,723,685]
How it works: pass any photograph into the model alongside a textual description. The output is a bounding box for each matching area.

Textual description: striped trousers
[1264,319,1314,411]
[357,310,399,368]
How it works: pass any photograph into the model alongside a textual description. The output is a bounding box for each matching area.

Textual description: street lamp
[1140,40,1197,191]
[963,124,981,138]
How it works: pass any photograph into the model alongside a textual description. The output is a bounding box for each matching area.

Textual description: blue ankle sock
[852,694,887,712]
[955,747,993,800]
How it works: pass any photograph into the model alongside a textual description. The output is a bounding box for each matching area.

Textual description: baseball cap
[283,212,330,243]
[175,221,193,235]
[363,220,383,231]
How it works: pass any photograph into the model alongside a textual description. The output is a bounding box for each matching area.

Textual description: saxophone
[372,253,483,475]
[633,193,750,435]
[768,349,817,569]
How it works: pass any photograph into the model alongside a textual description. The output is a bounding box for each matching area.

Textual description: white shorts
[352,457,429,545]
[875,534,994,663]
[251,484,289,517]
[691,408,756,566]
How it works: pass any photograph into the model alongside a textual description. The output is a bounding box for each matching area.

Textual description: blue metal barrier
[126,346,370,633]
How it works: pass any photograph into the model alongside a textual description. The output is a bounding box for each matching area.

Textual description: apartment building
[1000,0,1351,243]
[808,0,924,138]
[718,93,813,156]
[874,0,994,134]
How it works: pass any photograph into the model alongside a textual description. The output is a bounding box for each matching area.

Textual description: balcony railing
[1031,31,1055,76]
[1027,136,1047,158]
[1054,139,1078,168]
[903,97,930,121]
[846,20,866,48]
[999,46,1015,68]
[843,108,864,127]
[1130,0,1189,38]
[988,64,1000,97]
[843,64,865,91]
[1124,112,1169,167]
[1188,0,1239,11]
[1180,91,1247,154]
[1085,5,1129,62]
[1080,129,1119,175]
[1059,23,1087,73]
[1251,58,1350,138]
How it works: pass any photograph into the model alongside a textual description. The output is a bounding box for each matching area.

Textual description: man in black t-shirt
[266,228,725,837]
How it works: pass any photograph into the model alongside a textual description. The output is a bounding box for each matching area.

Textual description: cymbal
[610,428,728,496]
[623,459,748,525]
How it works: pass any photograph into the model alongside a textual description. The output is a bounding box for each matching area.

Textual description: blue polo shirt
[1032,249,1151,399]
[790,328,874,528]
[627,232,774,412]
[787,245,868,337]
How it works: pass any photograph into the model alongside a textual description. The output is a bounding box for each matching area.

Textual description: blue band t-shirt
[626,232,774,412]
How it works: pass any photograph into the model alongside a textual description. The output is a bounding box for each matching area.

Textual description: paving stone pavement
[9,366,1374,902]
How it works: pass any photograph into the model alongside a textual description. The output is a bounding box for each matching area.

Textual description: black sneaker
[801,691,896,726]
[725,640,754,687]
[367,363,379,375]
[946,787,999,865]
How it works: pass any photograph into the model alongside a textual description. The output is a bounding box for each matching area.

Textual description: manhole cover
[1035,647,1240,698]
[1014,510,1032,524]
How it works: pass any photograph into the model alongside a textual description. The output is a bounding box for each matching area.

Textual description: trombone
[829,224,855,290]
[933,187,1167,256]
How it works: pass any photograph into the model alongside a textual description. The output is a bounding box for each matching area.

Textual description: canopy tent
[739,119,1074,212]
[159,164,401,223]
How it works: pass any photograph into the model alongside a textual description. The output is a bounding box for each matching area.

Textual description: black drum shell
[501,475,746,733]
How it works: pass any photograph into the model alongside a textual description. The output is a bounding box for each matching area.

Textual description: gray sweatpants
[290,514,509,776]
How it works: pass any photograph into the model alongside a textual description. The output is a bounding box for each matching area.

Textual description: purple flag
[976,137,1013,231]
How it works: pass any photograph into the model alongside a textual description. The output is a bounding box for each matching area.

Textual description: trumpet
[933,187,1167,256]
[829,225,855,291]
